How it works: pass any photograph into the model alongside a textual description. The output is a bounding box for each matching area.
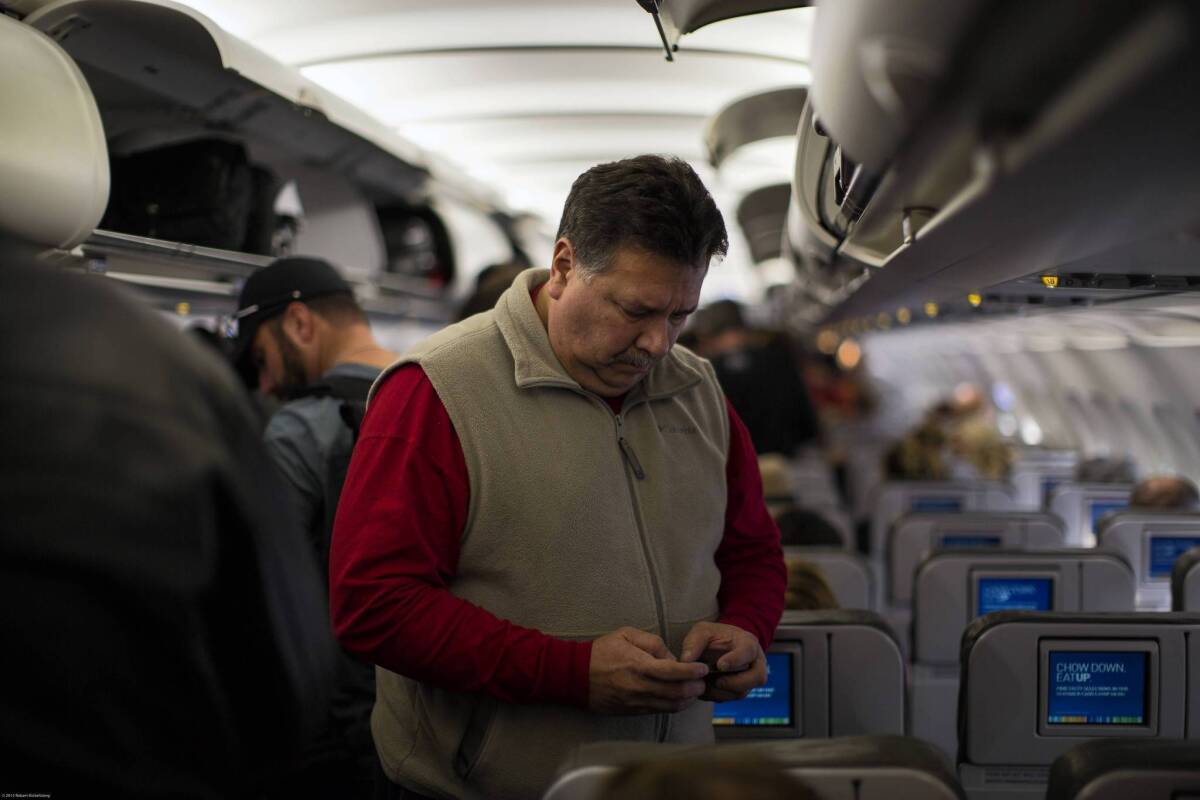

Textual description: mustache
[614,349,656,369]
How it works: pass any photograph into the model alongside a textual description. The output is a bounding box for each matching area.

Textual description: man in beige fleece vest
[330,155,787,800]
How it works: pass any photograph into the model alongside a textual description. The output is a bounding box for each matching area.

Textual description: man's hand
[679,621,766,703]
[588,627,710,715]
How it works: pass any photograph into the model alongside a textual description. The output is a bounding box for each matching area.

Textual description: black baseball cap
[231,256,353,375]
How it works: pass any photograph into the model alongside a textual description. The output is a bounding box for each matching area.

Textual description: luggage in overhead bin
[102,138,273,252]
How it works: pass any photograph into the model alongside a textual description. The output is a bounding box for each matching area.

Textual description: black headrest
[1046,739,1200,800]
[1171,546,1200,611]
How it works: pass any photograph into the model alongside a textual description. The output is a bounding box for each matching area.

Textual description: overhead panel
[705,86,806,168]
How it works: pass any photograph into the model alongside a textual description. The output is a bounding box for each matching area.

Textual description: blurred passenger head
[1074,456,1136,484]
[555,154,728,279]
[758,453,793,509]
[540,156,727,397]
[233,256,366,399]
[595,753,821,800]
[785,559,839,611]
[884,430,949,480]
[775,507,844,548]
[1130,475,1200,510]
[458,261,525,321]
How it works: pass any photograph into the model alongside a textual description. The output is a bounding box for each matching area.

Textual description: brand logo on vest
[658,423,699,435]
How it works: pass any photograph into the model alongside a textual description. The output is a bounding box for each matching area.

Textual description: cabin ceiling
[171,0,814,300]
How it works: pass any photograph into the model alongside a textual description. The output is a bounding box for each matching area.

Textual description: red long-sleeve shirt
[329,363,785,709]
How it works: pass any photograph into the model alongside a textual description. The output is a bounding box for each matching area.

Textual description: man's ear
[279,301,317,346]
[546,238,576,300]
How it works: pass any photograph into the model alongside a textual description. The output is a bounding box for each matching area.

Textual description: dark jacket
[0,242,337,799]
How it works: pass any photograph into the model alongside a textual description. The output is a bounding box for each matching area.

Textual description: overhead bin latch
[635,0,675,61]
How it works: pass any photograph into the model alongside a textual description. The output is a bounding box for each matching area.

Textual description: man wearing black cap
[233,255,396,799]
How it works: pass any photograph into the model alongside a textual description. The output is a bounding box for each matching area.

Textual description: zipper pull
[614,414,646,480]
[619,436,646,480]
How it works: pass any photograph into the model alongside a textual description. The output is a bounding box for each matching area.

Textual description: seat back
[912,551,1134,665]
[1046,739,1200,800]
[1097,511,1200,610]
[0,13,109,249]
[1171,546,1200,611]
[889,511,1067,606]
[1010,449,1078,510]
[1048,483,1133,547]
[545,736,965,800]
[958,613,1200,795]
[718,611,904,741]
[869,481,1017,559]
[785,547,874,610]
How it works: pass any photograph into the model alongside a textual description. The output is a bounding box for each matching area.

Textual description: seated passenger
[595,752,822,800]
[232,256,399,799]
[775,506,844,548]
[785,559,840,611]
[1130,474,1200,510]
[0,243,337,797]
[1074,456,1136,484]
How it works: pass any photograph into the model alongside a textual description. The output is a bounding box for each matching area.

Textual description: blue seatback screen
[911,496,963,513]
[712,652,793,727]
[1089,500,1126,532]
[1047,650,1148,725]
[978,577,1053,615]
[1148,535,1200,578]
[939,534,1002,550]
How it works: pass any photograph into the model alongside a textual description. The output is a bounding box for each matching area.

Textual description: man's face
[251,321,309,400]
[545,245,706,397]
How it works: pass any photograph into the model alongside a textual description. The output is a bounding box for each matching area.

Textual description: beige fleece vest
[370,268,729,800]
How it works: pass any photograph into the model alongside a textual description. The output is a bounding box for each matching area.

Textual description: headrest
[1047,739,1200,800]
[552,737,963,799]
[0,15,109,249]
[1172,546,1200,610]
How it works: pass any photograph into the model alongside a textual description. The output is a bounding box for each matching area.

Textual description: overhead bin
[787,0,1200,324]
[736,184,791,264]
[705,87,807,168]
[637,0,813,53]
[16,0,514,319]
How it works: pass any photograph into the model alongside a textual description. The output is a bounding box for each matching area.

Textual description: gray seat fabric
[1171,547,1200,610]
[957,611,1200,764]
[1046,739,1200,800]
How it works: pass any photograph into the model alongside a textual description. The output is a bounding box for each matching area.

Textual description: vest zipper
[616,415,646,480]
[614,410,669,742]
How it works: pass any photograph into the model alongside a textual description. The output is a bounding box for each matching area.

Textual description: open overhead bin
[736,184,791,264]
[14,0,515,320]
[705,87,806,168]
[788,0,1200,326]
[637,0,812,53]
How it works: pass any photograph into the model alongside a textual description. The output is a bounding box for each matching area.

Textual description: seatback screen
[1089,500,1126,532]
[1046,650,1148,725]
[911,496,963,513]
[978,577,1053,615]
[1148,535,1200,579]
[712,651,793,727]
[939,534,1002,550]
